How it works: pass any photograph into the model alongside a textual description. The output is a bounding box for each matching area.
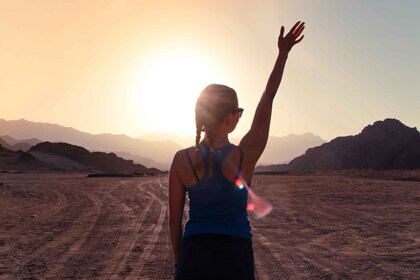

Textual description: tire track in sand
[147,178,172,280]
[42,184,104,279]
[126,178,168,280]
[106,179,155,278]
[17,181,100,279]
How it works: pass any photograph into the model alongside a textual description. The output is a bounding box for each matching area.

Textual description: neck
[203,133,230,148]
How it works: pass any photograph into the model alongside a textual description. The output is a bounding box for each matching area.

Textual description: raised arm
[240,22,305,166]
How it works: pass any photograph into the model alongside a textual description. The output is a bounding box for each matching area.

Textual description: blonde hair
[194,84,238,177]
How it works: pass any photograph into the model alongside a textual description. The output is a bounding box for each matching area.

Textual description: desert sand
[0,172,419,279]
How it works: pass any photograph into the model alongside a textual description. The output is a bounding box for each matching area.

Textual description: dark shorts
[175,234,255,280]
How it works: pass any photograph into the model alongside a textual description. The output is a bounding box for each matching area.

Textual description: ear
[223,113,234,125]
[226,113,240,130]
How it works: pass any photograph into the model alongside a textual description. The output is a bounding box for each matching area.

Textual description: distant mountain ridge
[139,132,326,165]
[1,118,418,172]
[288,119,420,171]
[0,119,181,170]
[0,119,325,170]
[1,135,42,146]
[257,133,325,164]
[0,135,42,152]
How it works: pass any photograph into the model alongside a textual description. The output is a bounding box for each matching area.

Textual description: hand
[278,21,305,54]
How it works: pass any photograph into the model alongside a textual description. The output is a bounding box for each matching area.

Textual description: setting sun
[134,51,222,135]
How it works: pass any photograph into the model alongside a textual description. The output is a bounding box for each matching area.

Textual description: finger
[294,24,305,38]
[294,35,304,44]
[289,21,301,34]
[280,26,284,38]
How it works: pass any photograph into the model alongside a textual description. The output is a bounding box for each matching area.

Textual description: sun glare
[135,51,221,135]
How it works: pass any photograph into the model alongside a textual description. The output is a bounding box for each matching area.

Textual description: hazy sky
[1,0,419,141]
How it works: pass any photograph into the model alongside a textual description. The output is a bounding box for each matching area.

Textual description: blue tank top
[183,143,252,239]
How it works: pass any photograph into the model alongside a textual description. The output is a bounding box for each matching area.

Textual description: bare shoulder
[170,147,199,186]
[171,148,191,170]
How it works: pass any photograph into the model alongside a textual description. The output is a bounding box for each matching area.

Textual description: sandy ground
[0,173,419,279]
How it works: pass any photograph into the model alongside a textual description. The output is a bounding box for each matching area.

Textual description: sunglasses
[234,108,244,118]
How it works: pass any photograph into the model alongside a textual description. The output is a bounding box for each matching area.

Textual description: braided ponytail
[194,121,203,167]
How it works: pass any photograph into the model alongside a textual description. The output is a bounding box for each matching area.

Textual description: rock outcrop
[29,142,156,174]
[289,119,420,171]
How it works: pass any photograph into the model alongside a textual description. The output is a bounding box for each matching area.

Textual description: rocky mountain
[0,119,181,170]
[29,142,154,174]
[0,140,159,174]
[0,144,41,170]
[288,119,420,171]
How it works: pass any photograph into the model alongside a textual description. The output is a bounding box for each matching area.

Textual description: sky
[1,0,419,141]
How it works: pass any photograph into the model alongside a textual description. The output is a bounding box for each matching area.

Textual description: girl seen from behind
[169,21,305,280]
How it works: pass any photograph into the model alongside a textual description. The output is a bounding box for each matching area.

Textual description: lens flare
[246,203,255,211]
[235,176,272,219]
[235,178,245,189]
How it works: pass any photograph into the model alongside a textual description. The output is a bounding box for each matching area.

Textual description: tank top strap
[185,148,199,183]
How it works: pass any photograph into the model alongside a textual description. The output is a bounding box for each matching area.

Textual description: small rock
[31,214,37,218]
